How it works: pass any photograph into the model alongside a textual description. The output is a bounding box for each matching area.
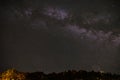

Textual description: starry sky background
[0,0,120,73]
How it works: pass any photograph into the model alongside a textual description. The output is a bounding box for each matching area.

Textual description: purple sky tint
[0,0,120,73]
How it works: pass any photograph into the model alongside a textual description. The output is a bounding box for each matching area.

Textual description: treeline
[0,69,120,80]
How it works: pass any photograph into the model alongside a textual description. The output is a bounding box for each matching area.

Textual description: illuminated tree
[1,69,26,80]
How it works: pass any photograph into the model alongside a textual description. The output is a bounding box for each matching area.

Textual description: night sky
[0,0,120,73]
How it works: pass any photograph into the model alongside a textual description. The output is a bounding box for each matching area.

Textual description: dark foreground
[0,69,120,80]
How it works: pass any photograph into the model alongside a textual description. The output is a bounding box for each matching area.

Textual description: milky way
[0,0,120,73]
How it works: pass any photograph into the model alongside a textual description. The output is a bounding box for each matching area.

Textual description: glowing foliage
[0,69,26,80]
